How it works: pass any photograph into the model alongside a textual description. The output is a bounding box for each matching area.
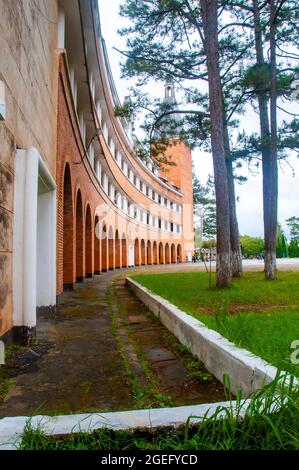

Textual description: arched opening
[94,215,101,274]
[122,233,127,268]
[101,224,108,272]
[171,243,176,263]
[134,238,140,266]
[165,243,170,264]
[108,226,114,270]
[75,189,84,282]
[147,241,152,265]
[153,241,158,264]
[115,230,121,269]
[159,242,164,264]
[85,205,93,277]
[177,244,182,263]
[63,164,74,290]
[141,239,146,265]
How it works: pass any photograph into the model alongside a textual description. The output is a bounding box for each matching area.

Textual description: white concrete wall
[103,174,109,193]
[13,148,56,329]
[103,122,108,141]
[57,8,65,49]
[96,101,102,125]
[0,0,58,336]
[95,159,101,181]
[128,246,134,267]
[109,138,115,157]
[36,186,56,308]
[116,151,122,166]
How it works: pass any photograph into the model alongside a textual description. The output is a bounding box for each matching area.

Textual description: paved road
[135,258,299,274]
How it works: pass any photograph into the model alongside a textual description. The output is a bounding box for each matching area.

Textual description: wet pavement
[0,267,226,417]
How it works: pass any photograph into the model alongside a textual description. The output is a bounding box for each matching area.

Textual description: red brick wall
[56,54,193,296]
[160,140,193,204]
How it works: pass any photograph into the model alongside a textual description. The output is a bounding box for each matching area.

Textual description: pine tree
[224,0,299,278]
[117,0,298,284]
[286,217,299,257]
[286,216,299,240]
[117,0,252,286]
[193,172,217,240]
[288,239,299,257]
[276,223,288,258]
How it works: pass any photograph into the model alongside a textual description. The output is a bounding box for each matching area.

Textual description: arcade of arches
[61,163,183,292]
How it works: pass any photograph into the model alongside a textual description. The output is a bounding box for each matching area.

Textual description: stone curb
[126,278,279,396]
[0,399,251,450]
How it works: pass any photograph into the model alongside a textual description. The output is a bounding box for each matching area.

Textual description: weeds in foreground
[0,344,20,402]
[0,376,15,402]
[19,370,299,450]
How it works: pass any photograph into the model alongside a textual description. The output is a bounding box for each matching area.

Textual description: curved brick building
[0,0,194,345]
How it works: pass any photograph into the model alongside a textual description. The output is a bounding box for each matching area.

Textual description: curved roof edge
[90,0,183,196]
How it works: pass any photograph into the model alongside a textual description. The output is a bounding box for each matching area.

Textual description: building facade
[0,0,194,345]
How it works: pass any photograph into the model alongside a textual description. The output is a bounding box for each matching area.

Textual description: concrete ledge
[126,277,278,396]
[0,399,250,450]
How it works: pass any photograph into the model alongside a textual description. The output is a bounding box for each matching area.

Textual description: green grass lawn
[131,271,299,369]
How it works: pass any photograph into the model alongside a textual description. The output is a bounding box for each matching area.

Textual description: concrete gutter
[0,399,251,450]
[126,277,278,396]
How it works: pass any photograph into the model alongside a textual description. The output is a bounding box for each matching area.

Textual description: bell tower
[157,83,194,259]
[158,84,193,207]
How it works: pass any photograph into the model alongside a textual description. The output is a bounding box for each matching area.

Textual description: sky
[98,0,299,239]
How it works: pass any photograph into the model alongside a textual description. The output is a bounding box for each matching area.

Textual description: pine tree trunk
[223,122,243,277]
[200,0,232,288]
[266,0,278,279]
[253,0,277,280]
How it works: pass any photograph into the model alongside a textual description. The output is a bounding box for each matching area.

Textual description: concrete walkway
[2,259,297,418]
[0,267,226,418]
[0,272,133,417]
